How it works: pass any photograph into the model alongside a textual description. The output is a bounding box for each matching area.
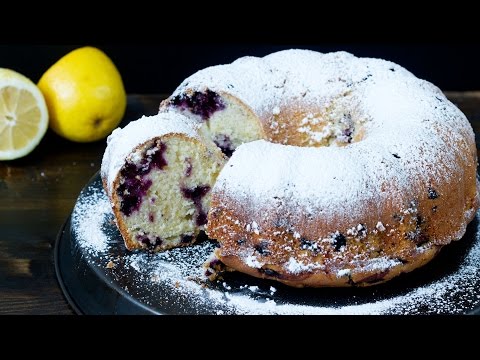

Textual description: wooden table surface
[1,92,480,315]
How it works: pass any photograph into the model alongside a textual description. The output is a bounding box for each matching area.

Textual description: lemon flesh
[0,69,49,160]
[38,46,127,143]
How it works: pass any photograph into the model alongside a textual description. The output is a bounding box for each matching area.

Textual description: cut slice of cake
[101,112,226,251]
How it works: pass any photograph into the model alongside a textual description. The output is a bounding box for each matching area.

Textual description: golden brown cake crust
[197,50,480,287]
[207,148,479,287]
[208,189,477,287]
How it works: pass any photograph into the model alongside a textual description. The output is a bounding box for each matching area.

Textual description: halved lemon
[0,68,48,160]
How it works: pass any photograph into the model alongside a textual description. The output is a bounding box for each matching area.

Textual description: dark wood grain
[0,95,163,314]
[0,92,478,314]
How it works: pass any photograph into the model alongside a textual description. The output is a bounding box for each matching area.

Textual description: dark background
[0,44,479,94]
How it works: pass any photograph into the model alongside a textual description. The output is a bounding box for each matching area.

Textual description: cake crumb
[337,268,351,277]
[106,261,115,269]
[376,222,386,232]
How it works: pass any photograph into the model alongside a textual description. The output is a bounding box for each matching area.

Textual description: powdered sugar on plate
[71,186,112,254]
[72,178,480,315]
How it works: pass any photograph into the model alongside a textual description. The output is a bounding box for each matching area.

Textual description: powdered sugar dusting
[73,183,480,314]
[71,186,112,253]
[285,257,324,274]
[171,49,475,257]
[362,257,402,273]
[170,50,412,121]
[243,255,263,268]
[213,71,472,225]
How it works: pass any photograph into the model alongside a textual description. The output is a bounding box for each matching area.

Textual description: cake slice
[158,58,271,157]
[101,112,226,251]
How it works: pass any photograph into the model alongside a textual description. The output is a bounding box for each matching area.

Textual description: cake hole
[267,107,367,148]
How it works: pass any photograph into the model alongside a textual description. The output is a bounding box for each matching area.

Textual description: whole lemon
[38,46,126,142]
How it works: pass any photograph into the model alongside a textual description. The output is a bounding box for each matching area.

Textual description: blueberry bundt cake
[103,49,478,287]
[101,113,225,251]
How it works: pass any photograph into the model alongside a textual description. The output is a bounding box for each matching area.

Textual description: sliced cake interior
[161,91,264,156]
[102,113,226,251]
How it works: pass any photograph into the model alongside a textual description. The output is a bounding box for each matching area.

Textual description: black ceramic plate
[55,171,480,315]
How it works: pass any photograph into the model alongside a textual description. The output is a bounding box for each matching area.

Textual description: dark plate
[55,171,480,315]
